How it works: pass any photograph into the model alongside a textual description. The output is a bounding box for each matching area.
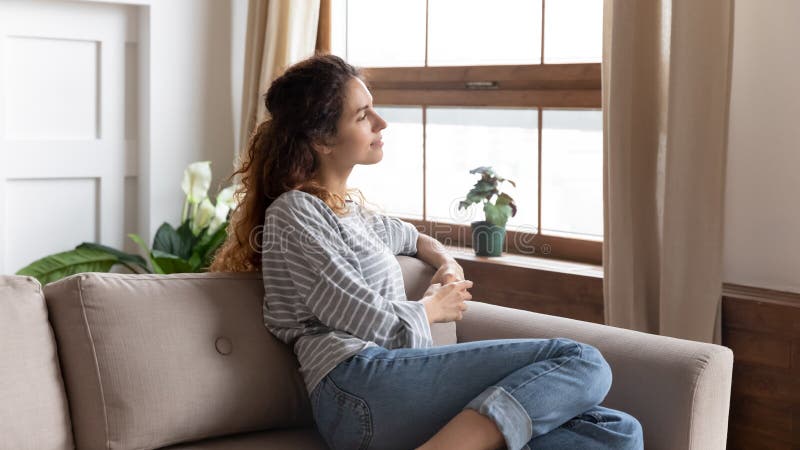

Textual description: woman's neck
[313,165,352,200]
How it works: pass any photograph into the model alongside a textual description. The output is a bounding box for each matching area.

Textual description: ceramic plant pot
[470,220,506,257]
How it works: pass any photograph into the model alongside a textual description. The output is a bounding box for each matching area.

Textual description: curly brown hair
[209,54,370,272]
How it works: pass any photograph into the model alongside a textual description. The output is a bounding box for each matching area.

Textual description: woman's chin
[364,150,383,164]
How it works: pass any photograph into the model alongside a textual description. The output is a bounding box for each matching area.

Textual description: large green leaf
[128,233,165,274]
[484,202,512,228]
[198,224,228,268]
[152,250,194,274]
[15,247,119,285]
[152,222,196,259]
[496,192,518,217]
[77,242,150,273]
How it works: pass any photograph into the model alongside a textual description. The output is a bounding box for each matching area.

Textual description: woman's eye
[358,113,368,121]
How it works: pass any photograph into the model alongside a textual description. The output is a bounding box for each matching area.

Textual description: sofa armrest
[456,301,733,450]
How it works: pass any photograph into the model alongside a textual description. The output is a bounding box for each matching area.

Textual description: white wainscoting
[0,0,140,274]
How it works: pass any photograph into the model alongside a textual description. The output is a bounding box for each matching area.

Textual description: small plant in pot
[458,166,517,257]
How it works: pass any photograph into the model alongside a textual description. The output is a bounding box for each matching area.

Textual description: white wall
[143,0,238,240]
[723,0,800,293]
[231,0,248,157]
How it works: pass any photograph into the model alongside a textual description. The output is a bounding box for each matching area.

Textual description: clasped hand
[422,261,472,323]
[430,260,465,285]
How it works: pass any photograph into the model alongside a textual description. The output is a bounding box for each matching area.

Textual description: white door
[0,0,141,275]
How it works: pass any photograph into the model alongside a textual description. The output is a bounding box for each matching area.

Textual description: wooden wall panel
[722,286,799,449]
[454,256,604,325]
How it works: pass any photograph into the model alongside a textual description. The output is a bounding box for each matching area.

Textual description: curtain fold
[239,0,324,155]
[602,0,734,344]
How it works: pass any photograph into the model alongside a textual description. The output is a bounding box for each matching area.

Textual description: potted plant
[16,161,238,285]
[458,166,517,257]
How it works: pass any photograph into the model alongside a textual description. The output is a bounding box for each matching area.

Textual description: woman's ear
[311,139,333,156]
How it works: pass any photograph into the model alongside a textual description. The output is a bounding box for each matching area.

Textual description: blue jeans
[310,338,643,450]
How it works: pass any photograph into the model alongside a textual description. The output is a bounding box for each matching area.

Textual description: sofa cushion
[0,275,73,450]
[45,272,313,450]
[160,427,328,449]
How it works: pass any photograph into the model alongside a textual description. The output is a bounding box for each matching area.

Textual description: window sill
[443,244,602,279]
[440,245,605,323]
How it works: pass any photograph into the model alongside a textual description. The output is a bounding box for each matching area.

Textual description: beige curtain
[239,0,324,154]
[602,0,734,344]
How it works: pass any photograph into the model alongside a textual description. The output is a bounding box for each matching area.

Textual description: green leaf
[76,242,150,273]
[152,222,179,253]
[128,233,165,274]
[152,250,194,274]
[176,220,201,259]
[198,224,228,268]
[496,193,518,217]
[495,192,517,217]
[151,221,198,260]
[484,202,513,228]
[466,189,490,204]
[15,247,119,285]
[469,166,496,178]
[472,179,495,194]
[188,253,202,272]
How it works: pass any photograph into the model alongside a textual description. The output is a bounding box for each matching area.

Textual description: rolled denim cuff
[464,386,533,450]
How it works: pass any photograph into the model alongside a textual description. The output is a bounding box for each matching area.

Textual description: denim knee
[569,341,613,403]
[616,411,644,449]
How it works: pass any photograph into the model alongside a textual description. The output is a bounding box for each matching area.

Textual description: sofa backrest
[44,271,307,450]
[42,255,453,450]
[0,276,73,450]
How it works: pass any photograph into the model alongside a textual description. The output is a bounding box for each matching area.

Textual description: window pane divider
[537,106,543,236]
[364,63,600,90]
[372,89,600,108]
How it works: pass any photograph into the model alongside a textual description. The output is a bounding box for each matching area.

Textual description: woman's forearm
[414,233,456,269]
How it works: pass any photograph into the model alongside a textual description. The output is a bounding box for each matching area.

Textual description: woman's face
[321,77,387,168]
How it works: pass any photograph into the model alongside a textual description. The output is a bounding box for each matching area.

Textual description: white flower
[181,161,212,203]
[216,185,237,210]
[208,202,230,235]
[192,198,215,234]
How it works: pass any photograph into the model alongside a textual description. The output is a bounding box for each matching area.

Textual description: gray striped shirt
[261,189,434,396]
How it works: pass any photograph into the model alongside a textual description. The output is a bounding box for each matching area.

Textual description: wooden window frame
[328,0,603,266]
[363,64,602,266]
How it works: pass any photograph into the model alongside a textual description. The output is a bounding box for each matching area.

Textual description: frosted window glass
[428,0,542,66]
[541,109,603,238]
[426,108,538,233]
[346,0,426,67]
[348,107,424,218]
[330,0,348,60]
[544,0,602,63]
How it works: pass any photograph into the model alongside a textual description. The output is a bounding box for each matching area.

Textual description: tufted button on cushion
[215,337,233,355]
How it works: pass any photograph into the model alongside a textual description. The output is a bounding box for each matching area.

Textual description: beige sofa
[1,256,733,450]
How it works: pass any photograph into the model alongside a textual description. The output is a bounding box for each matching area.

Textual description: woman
[210,54,643,450]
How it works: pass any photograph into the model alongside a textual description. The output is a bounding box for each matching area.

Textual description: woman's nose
[373,113,387,131]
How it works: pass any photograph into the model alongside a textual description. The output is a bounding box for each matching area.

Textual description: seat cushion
[0,275,73,450]
[160,427,328,450]
[44,272,313,450]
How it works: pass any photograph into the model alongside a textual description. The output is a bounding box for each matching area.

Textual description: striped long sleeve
[371,213,420,256]
[262,191,434,351]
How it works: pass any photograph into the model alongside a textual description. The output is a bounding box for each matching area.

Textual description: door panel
[0,0,140,274]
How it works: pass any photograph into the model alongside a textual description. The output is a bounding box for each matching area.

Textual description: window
[333,0,603,265]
